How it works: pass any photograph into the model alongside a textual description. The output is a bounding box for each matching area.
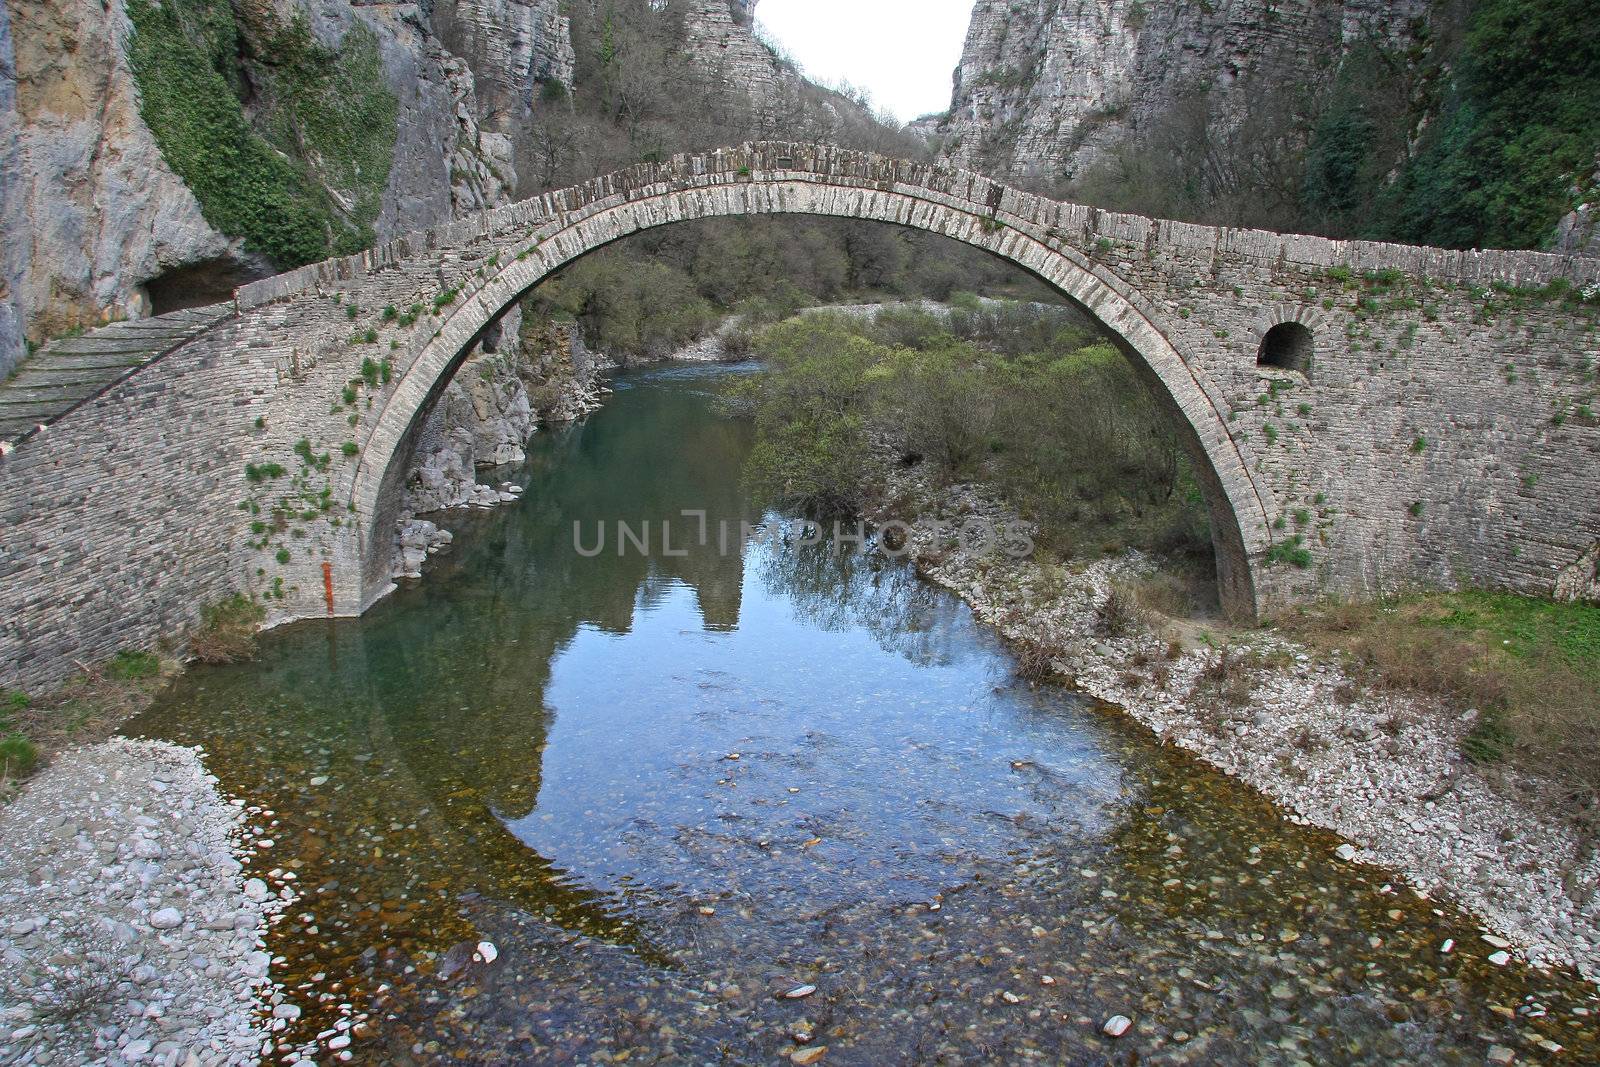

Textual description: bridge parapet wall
[2,143,1597,694]
[237,142,1600,311]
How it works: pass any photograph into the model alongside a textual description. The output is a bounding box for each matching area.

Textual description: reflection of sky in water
[511,530,1124,907]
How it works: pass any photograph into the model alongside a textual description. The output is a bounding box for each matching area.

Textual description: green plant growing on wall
[1265,535,1312,568]
[293,438,331,472]
[245,462,286,483]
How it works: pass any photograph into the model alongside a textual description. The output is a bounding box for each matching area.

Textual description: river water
[132,363,1596,1064]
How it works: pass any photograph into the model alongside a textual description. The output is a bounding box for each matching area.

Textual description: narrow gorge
[1,2,1597,1065]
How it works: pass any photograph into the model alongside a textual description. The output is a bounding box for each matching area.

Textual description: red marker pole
[322,561,335,616]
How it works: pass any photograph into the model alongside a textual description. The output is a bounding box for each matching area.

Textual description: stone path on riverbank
[0,739,280,1065]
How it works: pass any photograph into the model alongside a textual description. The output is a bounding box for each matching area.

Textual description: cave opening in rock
[143,258,269,316]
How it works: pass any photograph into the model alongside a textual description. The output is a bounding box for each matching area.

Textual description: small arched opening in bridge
[346,165,1276,619]
[1257,321,1314,378]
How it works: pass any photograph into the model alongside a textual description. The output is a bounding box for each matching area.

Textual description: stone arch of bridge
[347,179,1276,617]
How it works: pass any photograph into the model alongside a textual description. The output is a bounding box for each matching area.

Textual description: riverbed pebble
[0,739,284,1065]
[886,469,1600,980]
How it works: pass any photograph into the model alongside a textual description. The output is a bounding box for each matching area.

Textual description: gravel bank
[891,477,1600,983]
[0,739,284,1065]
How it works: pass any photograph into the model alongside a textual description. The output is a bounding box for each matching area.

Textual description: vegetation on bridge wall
[125,0,398,267]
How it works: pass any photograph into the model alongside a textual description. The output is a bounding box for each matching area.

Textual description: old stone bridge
[2,142,1598,689]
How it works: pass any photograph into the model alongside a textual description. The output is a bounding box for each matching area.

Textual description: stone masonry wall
[0,315,274,686]
[1,143,1597,695]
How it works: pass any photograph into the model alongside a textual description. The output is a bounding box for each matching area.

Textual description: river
[131,362,1595,1064]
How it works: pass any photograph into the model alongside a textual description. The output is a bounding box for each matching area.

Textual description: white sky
[755,0,975,124]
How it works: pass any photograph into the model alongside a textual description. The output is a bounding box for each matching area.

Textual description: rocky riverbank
[0,738,287,1065]
[884,472,1600,985]
[393,311,607,579]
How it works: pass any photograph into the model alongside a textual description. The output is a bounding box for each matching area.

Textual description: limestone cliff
[930,0,1599,253]
[0,0,251,377]
[404,311,607,521]
[0,0,563,377]
[935,0,1426,185]
[0,0,882,378]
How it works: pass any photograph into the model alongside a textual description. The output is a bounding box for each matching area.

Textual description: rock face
[433,0,574,112]
[0,0,250,378]
[405,311,606,515]
[934,0,1426,184]
[0,0,534,373]
[1554,155,1600,257]
[680,0,784,110]
[1554,541,1600,604]
[429,0,573,207]
[0,0,857,378]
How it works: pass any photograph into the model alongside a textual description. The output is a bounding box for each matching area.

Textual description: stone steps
[0,305,232,444]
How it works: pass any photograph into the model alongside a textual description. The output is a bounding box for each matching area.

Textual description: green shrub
[1265,535,1313,568]
[125,1,398,267]
[738,310,1210,560]
[110,650,161,680]
[244,462,286,482]
[1367,0,1600,249]
[0,734,37,778]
